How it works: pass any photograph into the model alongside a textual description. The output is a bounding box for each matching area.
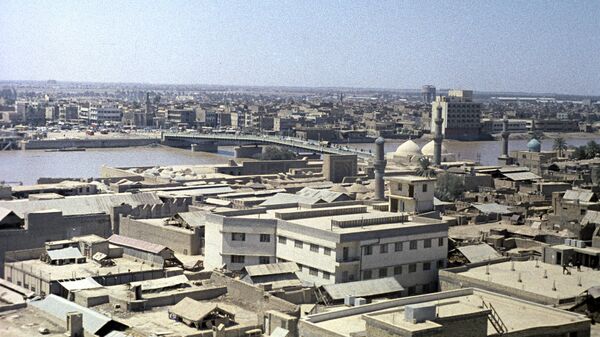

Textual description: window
[324,247,331,256]
[408,286,416,295]
[380,244,388,254]
[295,240,304,249]
[231,255,245,263]
[310,244,319,252]
[260,234,270,242]
[278,236,287,244]
[409,264,417,273]
[394,266,402,275]
[363,270,372,280]
[309,268,318,276]
[259,256,270,264]
[323,272,331,280]
[231,233,245,241]
[424,239,432,248]
[423,262,431,271]
[395,242,403,252]
[438,237,444,247]
[422,283,430,293]
[422,184,428,192]
[397,183,402,191]
[379,268,388,277]
[410,240,418,250]
[437,259,445,269]
[364,245,373,256]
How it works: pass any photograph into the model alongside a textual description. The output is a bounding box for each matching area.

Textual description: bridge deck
[161,132,374,159]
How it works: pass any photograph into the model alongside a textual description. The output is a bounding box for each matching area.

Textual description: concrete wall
[209,272,299,316]
[0,211,111,277]
[22,138,158,150]
[120,217,202,255]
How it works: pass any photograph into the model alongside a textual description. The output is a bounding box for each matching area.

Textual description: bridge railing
[161,132,374,159]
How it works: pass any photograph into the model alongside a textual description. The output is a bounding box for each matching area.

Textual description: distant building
[421,85,436,103]
[166,109,196,127]
[90,105,122,124]
[481,118,529,134]
[431,90,481,140]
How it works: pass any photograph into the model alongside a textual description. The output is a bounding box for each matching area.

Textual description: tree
[586,141,600,159]
[553,137,568,157]
[416,157,436,178]
[255,146,297,160]
[434,172,465,202]
[573,145,588,160]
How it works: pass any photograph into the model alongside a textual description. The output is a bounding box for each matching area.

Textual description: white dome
[421,140,448,156]
[395,140,421,157]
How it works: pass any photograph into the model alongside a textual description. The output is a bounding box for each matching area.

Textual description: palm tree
[553,137,567,157]
[416,157,436,178]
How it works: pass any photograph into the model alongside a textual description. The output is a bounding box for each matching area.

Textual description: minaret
[374,137,387,201]
[501,115,510,157]
[433,105,443,166]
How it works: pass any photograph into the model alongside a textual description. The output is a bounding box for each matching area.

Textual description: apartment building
[204,204,448,294]
[431,90,481,140]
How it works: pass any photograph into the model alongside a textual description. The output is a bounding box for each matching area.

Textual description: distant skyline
[1,1,599,95]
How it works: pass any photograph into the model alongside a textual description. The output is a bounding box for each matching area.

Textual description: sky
[1,1,599,95]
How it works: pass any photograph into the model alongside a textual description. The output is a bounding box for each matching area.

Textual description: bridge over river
[161,132,375,160]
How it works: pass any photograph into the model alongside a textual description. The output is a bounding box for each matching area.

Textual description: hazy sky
[1,1,599,94]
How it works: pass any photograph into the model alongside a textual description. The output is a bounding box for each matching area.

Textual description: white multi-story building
[89,105,122,124]
[204,204,448,294]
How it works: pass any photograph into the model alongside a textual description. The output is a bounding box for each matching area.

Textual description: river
[1,137,599,185]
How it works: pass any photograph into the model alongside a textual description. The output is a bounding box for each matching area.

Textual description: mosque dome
[421,140,448,156]
[394,140,421,157]
[527,138,541,152]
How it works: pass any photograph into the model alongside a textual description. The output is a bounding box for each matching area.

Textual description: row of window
[278,236,332,255]
[362,260,445,280]
[364,237,444,256]
[230,255,271,264]
[231,233,271,242]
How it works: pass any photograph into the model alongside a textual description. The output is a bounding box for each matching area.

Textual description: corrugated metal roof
[322,276,405,300]
[176,211,207,227]
[582,210,600,226]
[47,247,84,261]
[471,203,513,215]
[297,187,350,203]
[0,192,162,217]
[244,262,299,277]
[108,234,166,254]
[563,189,595,202]
[457,244,502,263]
[59,277,103,291]
[130,274,188,292]
[30,294,127,334]
[169,298,233,322]
[271,327,290,337]
[502,171,542,181]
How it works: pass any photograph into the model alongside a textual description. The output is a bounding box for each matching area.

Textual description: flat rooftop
[105,298,258,336]
[305,288,588,337]
[0,306,67,337]
[6,257,162,281]
[445,260,600,302]
[232,206,442,235]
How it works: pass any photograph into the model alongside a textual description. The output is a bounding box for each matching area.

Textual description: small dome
[527,138,541,152]
[421,140,448,156]
[395,140,421,156]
